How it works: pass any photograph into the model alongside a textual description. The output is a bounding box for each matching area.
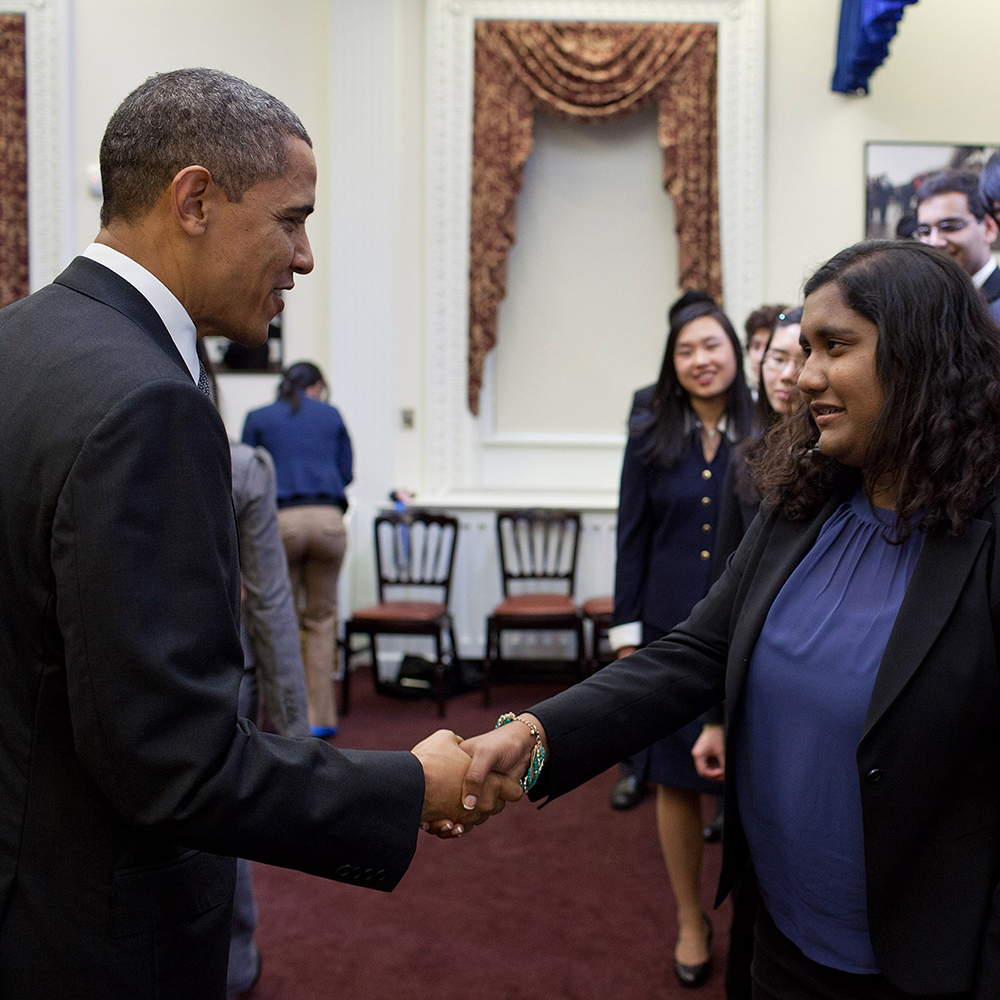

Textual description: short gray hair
[99,67,311,227]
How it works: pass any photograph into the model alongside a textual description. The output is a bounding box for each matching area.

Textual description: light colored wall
[764,0,1000,305]
[494,107,677,437]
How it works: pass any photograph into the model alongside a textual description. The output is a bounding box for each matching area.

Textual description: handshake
[410,714,547,838]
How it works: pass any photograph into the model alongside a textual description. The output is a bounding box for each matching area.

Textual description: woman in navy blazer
[465,241,1000,999]
[610,292,752,987]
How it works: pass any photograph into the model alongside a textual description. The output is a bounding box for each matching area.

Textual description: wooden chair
[581,595,615,672]
[343,510,459,718]
[483,509,584,706]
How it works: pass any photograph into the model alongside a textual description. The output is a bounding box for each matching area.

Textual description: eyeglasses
[915,218,970,239]
[762,350,804,375]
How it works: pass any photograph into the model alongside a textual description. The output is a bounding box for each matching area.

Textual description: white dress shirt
[82,243,200,383]
[971,256,998,291]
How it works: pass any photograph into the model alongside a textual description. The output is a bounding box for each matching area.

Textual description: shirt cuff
[608,622,641,651]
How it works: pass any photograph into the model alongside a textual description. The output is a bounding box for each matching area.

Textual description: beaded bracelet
[495,712,546,792]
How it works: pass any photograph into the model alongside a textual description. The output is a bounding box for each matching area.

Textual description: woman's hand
[691,723,725,781]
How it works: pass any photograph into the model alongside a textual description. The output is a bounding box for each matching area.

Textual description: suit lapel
[861,515,990,739]
[54,256,189,376]
[726,491,849,708]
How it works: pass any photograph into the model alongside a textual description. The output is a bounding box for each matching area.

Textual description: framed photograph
[864,141,1000,240]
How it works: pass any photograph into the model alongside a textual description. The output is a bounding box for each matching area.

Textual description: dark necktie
[197,363,212,398]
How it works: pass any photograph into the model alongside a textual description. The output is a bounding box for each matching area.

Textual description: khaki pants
[278,505,346,730]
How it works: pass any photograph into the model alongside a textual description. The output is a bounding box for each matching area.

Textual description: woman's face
[798,282,884,468]
[761,324,804,415]
[673,315,738,404]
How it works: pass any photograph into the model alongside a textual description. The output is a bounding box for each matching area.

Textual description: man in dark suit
[916,168,1000,310]
[0,68,514,999]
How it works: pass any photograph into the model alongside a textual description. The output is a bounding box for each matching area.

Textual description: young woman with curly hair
[463,240,1000,999]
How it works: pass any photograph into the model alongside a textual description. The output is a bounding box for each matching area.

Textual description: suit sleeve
[234,446,310,739]
[527,510,767,801]
[52,379,423,889]
[612,404,653,630]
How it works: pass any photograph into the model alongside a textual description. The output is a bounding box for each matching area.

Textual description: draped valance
[0,14,27,307]
[468,20,720,414]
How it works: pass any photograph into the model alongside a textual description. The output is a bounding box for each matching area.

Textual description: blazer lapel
[726,490,849,708]
[861,515,991,739]
[54,256,189,376]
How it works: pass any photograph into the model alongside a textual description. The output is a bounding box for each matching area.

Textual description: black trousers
[751,908,972,1000]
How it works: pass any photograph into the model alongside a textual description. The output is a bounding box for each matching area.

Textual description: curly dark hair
[638,294,753,468]
[753,241,1000,537]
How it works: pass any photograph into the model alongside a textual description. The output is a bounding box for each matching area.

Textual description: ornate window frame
[0,0,71,291]
[423,0,764,504]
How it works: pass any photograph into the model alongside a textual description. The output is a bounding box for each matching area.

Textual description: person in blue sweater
[243,362,353,737]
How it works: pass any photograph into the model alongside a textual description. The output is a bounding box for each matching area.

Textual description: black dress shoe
[609,774,646,810]
[703,805,724,843]
[674,913,713,988]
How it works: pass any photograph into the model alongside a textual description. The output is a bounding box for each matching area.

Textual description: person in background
[978,151,1000,324]
[196,343,312,998]
[608,289,753,989]
[916,169,1000,313]
[743,305,790,395]
[693,307,805,1000]
[462,239,1000,999]
[243,362,352,738]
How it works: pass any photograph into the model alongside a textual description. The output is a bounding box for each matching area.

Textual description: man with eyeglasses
[915,169,1000,315]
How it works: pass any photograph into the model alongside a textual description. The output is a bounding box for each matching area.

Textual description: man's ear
[983,211,999,247]
[170,165,214,236]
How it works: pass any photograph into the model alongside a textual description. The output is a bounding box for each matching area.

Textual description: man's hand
[691,723,725,781]
[411,729,522,838]
[458,713,547,813]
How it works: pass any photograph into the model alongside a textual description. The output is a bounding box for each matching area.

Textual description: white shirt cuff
[608,622,642,651]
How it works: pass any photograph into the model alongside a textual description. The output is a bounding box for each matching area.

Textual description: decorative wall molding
[424,0,764,502]
[0,0,72,290]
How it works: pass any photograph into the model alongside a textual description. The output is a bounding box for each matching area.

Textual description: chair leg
[369,633,381,693]
[483,618,495,709]
[433,630,446,719]
[341,628,353,717]
[576,618,586,683]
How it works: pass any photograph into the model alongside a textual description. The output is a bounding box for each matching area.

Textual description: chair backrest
[495,509,581,598]
[373,509,459,605]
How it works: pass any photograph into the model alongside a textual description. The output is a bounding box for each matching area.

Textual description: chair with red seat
[483,509,584,707]
[342,509,459,718]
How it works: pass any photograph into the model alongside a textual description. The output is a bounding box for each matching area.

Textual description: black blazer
[0,259,424,998]
[982,263,1000,304]
[529,488,1000,996]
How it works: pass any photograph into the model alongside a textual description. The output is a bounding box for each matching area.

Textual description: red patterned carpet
[248,670,728,1000]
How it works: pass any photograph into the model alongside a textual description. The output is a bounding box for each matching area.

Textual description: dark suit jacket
[0,258,425,999]
[529,487,1000,996]
[982,262,1000,304]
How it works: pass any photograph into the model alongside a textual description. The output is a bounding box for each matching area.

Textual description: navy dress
[613,387,729,793]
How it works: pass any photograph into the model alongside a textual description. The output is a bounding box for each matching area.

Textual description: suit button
[335,864,351,877]
[702,469,712,480]
[376,869,387,882]
[866,768,883,783]
[352,866,363,880]
[701,497,711,506]
[700,550,710,560]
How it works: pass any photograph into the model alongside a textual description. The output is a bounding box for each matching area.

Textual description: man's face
[195,136,316,346]
[916,191,997,277]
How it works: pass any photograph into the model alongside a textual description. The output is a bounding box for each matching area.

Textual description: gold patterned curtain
[469,20,720,414]
[0,14,27,307]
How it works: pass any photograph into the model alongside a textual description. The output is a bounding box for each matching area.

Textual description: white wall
[763,0,1000,303]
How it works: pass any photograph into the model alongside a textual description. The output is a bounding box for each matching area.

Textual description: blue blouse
[735,489,924,973]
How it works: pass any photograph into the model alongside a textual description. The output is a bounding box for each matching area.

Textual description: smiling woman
[460,240,1000,998]
[754,239,1000,534]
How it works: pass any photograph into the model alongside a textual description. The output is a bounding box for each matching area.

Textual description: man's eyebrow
[284,203,314,217]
